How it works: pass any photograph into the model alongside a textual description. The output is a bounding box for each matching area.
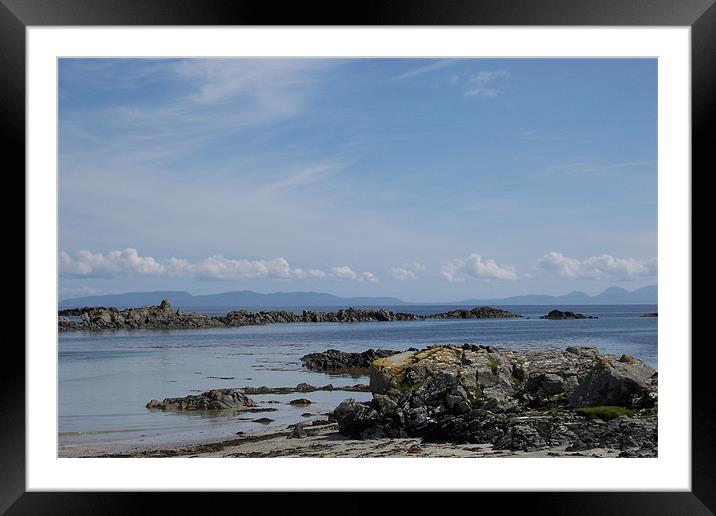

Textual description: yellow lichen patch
[372,351,417,378]
[598,356,616,367]
[414,346,461,365]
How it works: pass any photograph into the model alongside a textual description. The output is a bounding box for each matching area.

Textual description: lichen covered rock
[332,344,657,454]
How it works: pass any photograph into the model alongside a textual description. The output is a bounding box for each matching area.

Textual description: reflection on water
[58,304,657,449]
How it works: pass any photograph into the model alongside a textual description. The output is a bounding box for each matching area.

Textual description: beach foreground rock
[332,344,657,455]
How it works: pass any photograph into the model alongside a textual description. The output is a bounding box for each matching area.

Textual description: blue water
[58,304,657,450]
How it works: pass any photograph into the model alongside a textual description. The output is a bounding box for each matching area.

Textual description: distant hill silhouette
[59,285,657,308]
[58,290,408,309]
[460,285,657,305]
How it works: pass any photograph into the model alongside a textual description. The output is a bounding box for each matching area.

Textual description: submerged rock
[289,398,313,406]
[241,383,371,395]
[146,388,256,411]
[540,309,597,320]
[332,344,657,454]
[301,349,402,372]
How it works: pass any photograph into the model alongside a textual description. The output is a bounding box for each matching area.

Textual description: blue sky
[58,58,657,302]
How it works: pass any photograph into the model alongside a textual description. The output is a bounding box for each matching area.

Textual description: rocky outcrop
[331,344,657,455]
[146,388,256,411]
[640,313,658,318]
[60,300,226,331]
[430,306,522,319]
[540,309,597,320]
[58,307,111,316]
[300,349,403,372]
[241,383,371,394]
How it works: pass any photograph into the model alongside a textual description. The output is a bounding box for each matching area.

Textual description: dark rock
[540,309,597,320]
[241,383,369,394]
[430,306,522,319]
[301,307,425,323]
[61,299,226,331]
[288,423,308,439]
[60,302,523,332]
[253,418,273,424]
[146,389,255,411]
[639,313,658,318]
[289,398,313,406]
[58,306,111,316]
[300,349,402,372]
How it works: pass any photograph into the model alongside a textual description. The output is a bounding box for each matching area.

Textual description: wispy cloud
[464,70,509,98]
[547,160,657,176]
[60,248,378,283]
[440,254,518,282]
[536,252,657,281]
[393,59,459,80]
[262,160,354,193]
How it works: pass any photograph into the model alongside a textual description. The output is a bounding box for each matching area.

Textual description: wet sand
[59,422,622,458]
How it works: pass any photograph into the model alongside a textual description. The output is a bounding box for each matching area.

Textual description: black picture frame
[4,0,708,512]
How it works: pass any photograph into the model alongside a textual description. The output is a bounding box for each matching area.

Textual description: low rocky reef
[640,312,658,318]
[301,348,405,372]
[430,306,522,319]
[331,345,657,456]
[146,383,372,411]
[146,389,256,411]
[59,300,523,331]
[540,309,597,320]
[58,306,111,316]
[59,300,225,331]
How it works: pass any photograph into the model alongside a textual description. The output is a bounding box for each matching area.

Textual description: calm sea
[58,304,657,450]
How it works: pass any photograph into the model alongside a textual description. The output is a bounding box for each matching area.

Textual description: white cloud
[359,272,379,283]
[387,261,426,281]
[388,267,416,281]
[165,255,327,281]
[439,254,518,282]
[328,265,357,280]
[536,252,657,281]
[60,249,377,283]
[464,70,509,98]
[60,248,166,278]
[328,266,379,283]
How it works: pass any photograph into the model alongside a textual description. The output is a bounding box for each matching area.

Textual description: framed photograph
[6,0,708,511]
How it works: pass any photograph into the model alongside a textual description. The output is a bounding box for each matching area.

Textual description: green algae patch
[486,354,499,374]
[575,406,635,421]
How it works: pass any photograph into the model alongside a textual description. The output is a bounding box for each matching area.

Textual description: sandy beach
[59,421,626,459]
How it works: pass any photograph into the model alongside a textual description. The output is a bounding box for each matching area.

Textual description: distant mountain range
[59,285,657,308]
[458,285,657,306]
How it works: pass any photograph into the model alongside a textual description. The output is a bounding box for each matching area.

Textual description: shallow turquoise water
[58,304,657,449]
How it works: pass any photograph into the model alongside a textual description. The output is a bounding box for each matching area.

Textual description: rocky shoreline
[58,299,524,331]
[130,344,657,458]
